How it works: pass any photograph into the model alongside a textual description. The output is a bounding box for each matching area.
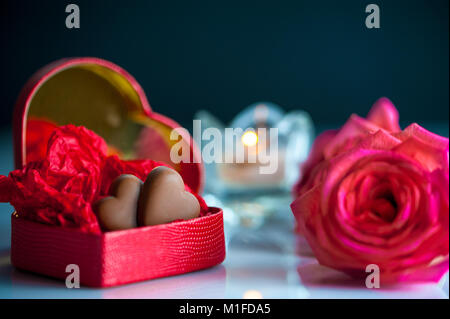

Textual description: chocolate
[138,166,200,226]
[93,174,142,231]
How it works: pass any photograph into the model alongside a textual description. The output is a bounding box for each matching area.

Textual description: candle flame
[242,130,258,147]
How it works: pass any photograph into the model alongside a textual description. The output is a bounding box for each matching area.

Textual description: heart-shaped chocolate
[138,166,200,226]
[93,174,143,231]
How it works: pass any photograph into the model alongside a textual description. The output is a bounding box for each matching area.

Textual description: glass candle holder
[195,102,314,228]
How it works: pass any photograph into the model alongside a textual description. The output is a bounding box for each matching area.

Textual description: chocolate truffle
[93,174,142,231]
[138,166,200,226]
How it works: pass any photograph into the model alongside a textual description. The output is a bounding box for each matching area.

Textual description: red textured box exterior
[11,208,225,287]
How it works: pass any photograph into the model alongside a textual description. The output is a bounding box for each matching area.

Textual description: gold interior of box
[26,63,181,168]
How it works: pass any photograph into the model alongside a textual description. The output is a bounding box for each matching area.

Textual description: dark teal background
[0,0,448,130]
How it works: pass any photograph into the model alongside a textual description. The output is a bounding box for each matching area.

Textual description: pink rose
[291,98,449,284]
[293,97,402,197]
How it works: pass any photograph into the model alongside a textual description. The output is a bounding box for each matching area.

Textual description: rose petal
[357,129,402,151]
[393,136,449,173]
[323,115,379,159]
[293,129,337,197]
[366,97,401,132]
[395,123,449,152]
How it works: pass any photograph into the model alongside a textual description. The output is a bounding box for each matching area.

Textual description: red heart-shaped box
[10,57,226,287]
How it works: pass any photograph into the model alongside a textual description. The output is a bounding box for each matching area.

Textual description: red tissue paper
[25,118,59,163]
[0,125,208,234]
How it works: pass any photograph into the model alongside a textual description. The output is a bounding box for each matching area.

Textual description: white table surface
[0,128,448,299]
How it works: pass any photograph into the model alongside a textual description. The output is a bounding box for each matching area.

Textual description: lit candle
[218,128,285,188]
[195,101,313,196]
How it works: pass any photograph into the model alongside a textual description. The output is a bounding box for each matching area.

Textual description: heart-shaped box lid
[13,57,204,193]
